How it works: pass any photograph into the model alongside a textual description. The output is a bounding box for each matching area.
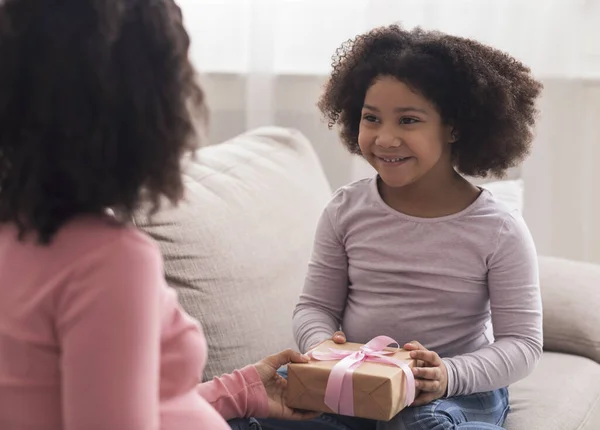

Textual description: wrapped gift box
[285,338,418,421]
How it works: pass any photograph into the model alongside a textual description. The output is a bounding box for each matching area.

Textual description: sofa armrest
[539,256,600,363]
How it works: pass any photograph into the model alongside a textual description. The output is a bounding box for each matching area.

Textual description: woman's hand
[253,349,320,420]
[403,341,448,406]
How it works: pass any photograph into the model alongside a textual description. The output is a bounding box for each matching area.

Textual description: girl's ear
[449,128,459,143]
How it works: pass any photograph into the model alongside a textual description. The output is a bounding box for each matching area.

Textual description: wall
[200,73,600,264]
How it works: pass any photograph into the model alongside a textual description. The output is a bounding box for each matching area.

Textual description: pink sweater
[0,216,268,430]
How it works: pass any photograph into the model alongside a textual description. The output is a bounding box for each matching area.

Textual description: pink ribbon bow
[308,335,416,417]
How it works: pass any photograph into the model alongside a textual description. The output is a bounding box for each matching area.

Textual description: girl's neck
[378,168,481,219]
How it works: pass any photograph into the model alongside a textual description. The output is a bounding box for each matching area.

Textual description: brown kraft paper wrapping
[285,340,419,421]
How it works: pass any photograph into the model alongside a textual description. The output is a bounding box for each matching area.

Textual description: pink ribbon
[308,336,416,417]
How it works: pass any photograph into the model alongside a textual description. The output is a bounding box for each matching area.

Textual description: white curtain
[179,0,600,264]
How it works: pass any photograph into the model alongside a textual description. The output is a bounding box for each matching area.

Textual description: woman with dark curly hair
[260,25,544,430]
[0,1,315,429]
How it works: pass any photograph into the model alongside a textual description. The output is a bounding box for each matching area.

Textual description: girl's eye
[363,114,379,123]
[400,117,419,125]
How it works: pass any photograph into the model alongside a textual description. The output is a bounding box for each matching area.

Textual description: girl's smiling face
[358,76,456,189]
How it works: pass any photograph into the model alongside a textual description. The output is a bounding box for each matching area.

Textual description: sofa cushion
[134,127,332,380]
[506,352,600,430]
[538,256,600,363]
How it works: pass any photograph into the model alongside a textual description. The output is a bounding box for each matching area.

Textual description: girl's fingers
[412,366,440,381]
[411,392,438,407]
[409,349,442,366]
[414,378,442,393]
[403,340,426,350]
[332,331,347,344]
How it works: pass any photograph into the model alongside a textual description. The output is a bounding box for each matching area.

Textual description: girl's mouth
[376,156,413,164]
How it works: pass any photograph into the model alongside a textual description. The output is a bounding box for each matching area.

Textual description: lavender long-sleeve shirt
[293,176,543,397]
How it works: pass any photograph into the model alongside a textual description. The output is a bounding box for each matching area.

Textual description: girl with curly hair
[0,1,315,429]
[260,25,544,430]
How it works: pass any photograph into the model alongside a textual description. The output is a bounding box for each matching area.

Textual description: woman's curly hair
[0,0,205,243]
[318,24,543,178]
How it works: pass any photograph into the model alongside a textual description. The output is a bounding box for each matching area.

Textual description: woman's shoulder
[0,216,165,324]
[52,215,158,259]
[0,214,155,257]
[3,215,163,282]
[51,217,166,314]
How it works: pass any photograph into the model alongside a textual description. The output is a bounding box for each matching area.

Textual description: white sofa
[135,127,600,429]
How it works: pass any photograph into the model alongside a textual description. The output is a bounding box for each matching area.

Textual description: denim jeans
[231,368,510,430]
[375,388,510,429]
[229,418,263,430]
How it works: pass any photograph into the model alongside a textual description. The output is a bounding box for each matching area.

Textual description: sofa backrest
[135,127,332,379]
[538,256,600,364]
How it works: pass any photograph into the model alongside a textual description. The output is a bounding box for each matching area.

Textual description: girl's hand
[308,331,347,351]
[403,341,449,406]
[332,331,347,344]
[253,349,320,420]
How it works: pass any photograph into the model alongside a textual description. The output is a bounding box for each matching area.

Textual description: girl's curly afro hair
[318,24,543,178]
[0,0,206,243]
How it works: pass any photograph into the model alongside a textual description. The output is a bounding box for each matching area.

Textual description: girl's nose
[375,133,401,148]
